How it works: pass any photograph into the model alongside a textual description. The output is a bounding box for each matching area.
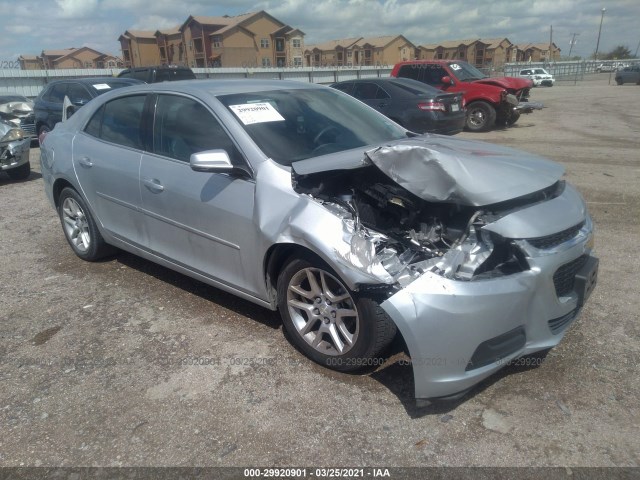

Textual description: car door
[45,82,69,129]
[72,94,149,246]
[139,93,257,293]
[352,82,391,115]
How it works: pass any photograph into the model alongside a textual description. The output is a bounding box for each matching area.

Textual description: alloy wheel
[61,197,91,253]
[286,267,359,355]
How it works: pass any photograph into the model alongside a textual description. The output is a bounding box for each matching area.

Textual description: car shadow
[0,170,43,185]
[369,347,550,418]
[113,251,281,330]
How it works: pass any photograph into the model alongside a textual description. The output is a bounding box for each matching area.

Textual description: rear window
[89,81,139,96]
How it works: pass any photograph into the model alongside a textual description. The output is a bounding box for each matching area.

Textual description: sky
[1,0,639,61]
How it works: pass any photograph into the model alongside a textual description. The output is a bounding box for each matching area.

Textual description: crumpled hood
[474,76,532,91]
[292,136,564,206]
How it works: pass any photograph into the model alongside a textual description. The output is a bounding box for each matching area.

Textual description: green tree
[604,45,632,59]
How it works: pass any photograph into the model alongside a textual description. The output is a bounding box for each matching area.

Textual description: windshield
[448,62,488,81]
[533,69,549,75]
[218,88,407,165]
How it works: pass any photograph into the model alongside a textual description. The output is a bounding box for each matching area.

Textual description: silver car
[40,80,598,402]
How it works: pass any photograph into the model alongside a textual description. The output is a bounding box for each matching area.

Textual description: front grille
[553,255,588,297]
[20,115,36,136]
[527,222,583,249]
[548,309,578,335]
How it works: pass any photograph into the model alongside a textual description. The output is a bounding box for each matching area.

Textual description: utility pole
[594,8,606,60]
[568,33,580,58]
[635,38,640,58]
[549,25,553,62]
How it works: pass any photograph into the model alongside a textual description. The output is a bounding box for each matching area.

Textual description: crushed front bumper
[516,101,544,113]
[380,187,596,401]
[0,138,30,172]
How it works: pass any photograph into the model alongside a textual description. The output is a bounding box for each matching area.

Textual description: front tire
[6,161,30,180]
[58,187,113,261]
[465,101,496,132]
[277,256,396,372]
[506,110,521,126]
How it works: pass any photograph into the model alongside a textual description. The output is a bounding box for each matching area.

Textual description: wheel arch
[52,178,76,208]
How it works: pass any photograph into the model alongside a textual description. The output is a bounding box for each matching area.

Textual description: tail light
[38,130,48,144]
[418,100,446,112]
[461,97,466,108]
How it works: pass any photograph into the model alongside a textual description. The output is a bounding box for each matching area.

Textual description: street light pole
[594,8,606,60]
[569,33,580,58]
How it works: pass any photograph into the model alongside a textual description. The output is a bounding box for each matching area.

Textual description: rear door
[352,82,391,115]
[139,93,258,293]
[72,94,149,246]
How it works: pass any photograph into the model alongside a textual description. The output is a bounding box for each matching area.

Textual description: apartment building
[118,11,304,68]
[119,30,161,67]
[304,35,416,67]
[418,38,560,67]
[509,43,562,63]
[19,47,122,70]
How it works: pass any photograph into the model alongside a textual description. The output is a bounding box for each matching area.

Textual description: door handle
[142,177,164,193]
[78,157,93,168]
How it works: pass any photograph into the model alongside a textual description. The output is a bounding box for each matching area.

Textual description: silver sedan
[40,80,598,402]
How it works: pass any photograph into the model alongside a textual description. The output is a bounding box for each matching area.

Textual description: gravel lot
[1,76,638,469]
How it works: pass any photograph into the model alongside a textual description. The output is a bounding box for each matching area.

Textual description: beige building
[510,43,562,63]
[418,38,560,67]
[118,11,304,68]
[19,48,122,70]
[304,35,416,67]
[18,55,42,70]
[119,30,161,67]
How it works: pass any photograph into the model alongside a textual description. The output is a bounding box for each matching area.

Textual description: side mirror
[190,150,233,172]
[441,76,453,85]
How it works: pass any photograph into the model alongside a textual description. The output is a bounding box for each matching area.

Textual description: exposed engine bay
[293,163,531,288]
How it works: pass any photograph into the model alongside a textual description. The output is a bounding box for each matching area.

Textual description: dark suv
[117,66,196,83]
[34,77,142,136]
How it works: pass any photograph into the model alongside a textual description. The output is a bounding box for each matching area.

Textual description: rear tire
[277,255,396,372]
[616,78,623,85]
[58,187,113,261]
[6,161,30,180]
[465,101,496,132]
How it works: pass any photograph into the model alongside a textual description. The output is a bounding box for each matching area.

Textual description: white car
[519,68,555,87]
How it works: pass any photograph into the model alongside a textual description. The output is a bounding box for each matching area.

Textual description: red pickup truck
[391,60,541,131]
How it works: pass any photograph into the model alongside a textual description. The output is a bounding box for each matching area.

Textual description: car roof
[100,79,326,97]
[45,77,143,86]
[333,77,441,94]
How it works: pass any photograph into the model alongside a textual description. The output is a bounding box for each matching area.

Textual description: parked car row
[39,79,597,402]
[390,60,541,131]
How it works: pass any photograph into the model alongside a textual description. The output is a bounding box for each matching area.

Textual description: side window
[424,66,446,85]
[84,104,105,138]
[352,83,379,100]
[47,83,68,103]
[132,69,149,82]
[100,95,147,149]
[67,83,92,104]
[333,83,354,94]
[118,70,132,78]
[375,86,390,99]
[153,95,243,165]
[398,63,428,82]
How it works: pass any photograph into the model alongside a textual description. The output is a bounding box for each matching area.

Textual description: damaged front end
[291,139,596,401]
[0,96,36,138]
[0,119,31,175]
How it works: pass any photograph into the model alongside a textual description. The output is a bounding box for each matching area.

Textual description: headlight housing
[0,128,26,143]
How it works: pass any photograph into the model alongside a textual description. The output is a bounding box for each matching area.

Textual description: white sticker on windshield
[229,103,285,125]
[93,83,111,90]
[450,64,461,70]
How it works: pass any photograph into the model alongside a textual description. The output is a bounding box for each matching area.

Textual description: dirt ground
[0,76,638,469]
